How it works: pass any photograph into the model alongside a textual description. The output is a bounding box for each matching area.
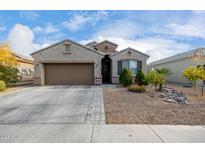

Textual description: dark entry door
[101,55,111,83]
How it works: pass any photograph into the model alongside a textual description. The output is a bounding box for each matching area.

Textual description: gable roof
[148,48,205,66]
[94,40,118,47]
[111,47,150,57]
[14,53,33,61]
[86,41,98,46]
[31,39,105,56]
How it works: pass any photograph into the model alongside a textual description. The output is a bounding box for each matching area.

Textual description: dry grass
[103,84,205,125]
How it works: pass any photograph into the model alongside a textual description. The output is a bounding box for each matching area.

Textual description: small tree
[0,44,18,84]
[0,44,17,68]
[183,66,205,96]
[182,66,200,95]
[147,69,158,90]
[198,66,205,81]
[147,69,166,91]
[119,68,132,86]
[135,70,148,86]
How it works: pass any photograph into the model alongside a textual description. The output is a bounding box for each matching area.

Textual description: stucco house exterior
[14,53,34,82]
[148,48,205,85]
[31,39,149,85]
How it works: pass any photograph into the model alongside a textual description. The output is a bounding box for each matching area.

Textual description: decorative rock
[160,86,188,105]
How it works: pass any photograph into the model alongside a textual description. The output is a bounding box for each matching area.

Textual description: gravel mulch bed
[103,84,205,125]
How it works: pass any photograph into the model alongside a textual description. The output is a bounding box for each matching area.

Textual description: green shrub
[0,65,18,84]
[143,76,149,85]
[135,70,148,85]
[119,68,132,86]
[128,85,145,93]
[0,80,6,91]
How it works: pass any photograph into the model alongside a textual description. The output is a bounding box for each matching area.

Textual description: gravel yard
[103,84,205,125]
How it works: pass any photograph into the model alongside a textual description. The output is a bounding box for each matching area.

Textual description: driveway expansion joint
[147,125,164,143]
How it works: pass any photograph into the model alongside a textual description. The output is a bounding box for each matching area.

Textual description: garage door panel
[44,63,94,85]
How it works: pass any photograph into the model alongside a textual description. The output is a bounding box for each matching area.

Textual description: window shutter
[118,61,122,75]
[137,60,142,71]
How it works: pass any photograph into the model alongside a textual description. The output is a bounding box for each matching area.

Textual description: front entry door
[101,55,111,84]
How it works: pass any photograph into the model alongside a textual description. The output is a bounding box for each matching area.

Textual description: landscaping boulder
[160,86,188,105]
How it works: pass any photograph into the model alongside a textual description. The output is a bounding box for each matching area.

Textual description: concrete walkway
[0,124,205,142]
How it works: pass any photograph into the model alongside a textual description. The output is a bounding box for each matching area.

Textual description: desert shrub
[135,70,148,85]
[128,85,145,93]
[0,80,6,91]
[119,68,132,86]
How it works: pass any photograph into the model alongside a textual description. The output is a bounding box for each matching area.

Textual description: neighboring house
[14,53,34,82]
[31,39,149,85]
[148,48,205,85]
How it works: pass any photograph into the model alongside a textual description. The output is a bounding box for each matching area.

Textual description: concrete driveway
[0,86,205,142]
[0,86,105,124]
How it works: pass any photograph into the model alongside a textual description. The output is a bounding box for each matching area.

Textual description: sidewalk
[0,124,204,143]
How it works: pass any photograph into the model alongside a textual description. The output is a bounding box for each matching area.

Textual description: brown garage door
[44,63,94,85]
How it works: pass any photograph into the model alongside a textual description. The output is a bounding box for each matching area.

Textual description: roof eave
[111,47,150,58]
[30,39,105,56]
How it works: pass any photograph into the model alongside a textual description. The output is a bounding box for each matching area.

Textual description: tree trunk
[157,84,163,92]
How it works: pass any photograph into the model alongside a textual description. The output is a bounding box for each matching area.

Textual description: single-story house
[31,39,149,85]
[14,53,34,82]
[148,48,205,85]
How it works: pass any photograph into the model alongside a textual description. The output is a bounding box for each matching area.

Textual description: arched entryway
[101,55,112,84]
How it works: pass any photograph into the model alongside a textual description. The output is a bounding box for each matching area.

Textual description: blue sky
[0,10,205,62]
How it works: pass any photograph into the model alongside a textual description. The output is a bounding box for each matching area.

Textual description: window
[129,61,138,74]
[118,60,139,75]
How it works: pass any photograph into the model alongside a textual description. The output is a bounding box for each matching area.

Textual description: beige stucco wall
[17,61,34,82]
[32,40,104,85]
[111,50,148,84]
[95,42,117,54]
[148,57,205,85]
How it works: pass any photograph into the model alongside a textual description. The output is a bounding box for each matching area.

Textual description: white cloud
[32,40,56,51]
[63,11,108,32]
[33,26,43,33]
[20,11,39,20]
[159,11,205,39]
[165,22,205,39]
[62,15,91,32]
[33,23,60,34]
[7,24,34,55]
[6,24,55,56]
[80,36,192,63]
[44,23,60,34]
[93,19,139,39]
